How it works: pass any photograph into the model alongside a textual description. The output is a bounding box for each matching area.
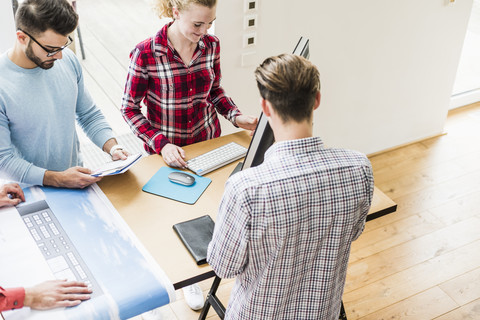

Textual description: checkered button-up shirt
[208,137,374,320]
[121,22,241,153]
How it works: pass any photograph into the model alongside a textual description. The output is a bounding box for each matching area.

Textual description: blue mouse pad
[142,167,211,205]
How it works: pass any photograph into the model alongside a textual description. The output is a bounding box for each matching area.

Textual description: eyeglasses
[18,29,73,57]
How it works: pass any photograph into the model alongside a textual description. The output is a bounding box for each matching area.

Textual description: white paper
[91,153,142,177]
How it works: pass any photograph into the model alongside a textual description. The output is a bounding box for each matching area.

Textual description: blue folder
[142,167,211,205]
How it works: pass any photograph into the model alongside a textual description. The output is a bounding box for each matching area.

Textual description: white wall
[0,0,15,54]
[216,0,473,154]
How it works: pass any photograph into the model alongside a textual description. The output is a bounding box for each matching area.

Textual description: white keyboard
[17,200,103,299]
[187,142,247,176]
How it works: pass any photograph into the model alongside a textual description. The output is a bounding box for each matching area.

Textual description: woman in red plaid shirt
[121,0,257,169]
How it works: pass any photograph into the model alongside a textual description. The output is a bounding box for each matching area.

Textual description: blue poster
[1,184,175,320]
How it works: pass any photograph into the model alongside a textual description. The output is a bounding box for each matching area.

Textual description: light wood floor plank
[358,286,458,320]
[344,239,480,318]
[439,267,480,306]
[427,190,480,226]
[345,217,480,293]
[349,210,445,263]
[433,298,480,320]
[384,170,480,217]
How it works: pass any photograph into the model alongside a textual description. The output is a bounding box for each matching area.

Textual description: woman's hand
[161,143,187,168]
[236,115,258,132]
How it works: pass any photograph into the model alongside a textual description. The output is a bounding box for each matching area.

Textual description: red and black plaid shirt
[121,22,241,154]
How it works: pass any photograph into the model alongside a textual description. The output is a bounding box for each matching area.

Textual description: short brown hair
[255,54,320,123]
[152,0,216,19]
[15,0,78,36]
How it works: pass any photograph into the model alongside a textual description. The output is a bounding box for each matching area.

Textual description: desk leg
[339,300,347,320]
[197,277,347,320]
[198,276,225,320]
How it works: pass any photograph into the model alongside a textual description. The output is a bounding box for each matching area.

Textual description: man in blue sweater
[0,0,128,188]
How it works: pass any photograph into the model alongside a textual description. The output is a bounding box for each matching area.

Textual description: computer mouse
[168,171,195,186]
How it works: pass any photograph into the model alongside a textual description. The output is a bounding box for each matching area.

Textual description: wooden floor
[76,1,480,319]
[347,102,480,319]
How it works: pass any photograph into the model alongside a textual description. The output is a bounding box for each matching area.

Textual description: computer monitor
[240,36,310,171]
[292,36,310,59]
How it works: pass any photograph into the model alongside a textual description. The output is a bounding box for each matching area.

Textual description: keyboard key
[47,256,69,273]
[19,202,104,299]
[54,268,76,281]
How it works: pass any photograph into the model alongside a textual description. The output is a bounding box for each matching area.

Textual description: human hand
[103,139,128,161]
[161,143,187,168]
[24,279,92,310]
[43,167,102,189]
[0,183,25,207]
[111,148,129,161]
[236,115,258,133]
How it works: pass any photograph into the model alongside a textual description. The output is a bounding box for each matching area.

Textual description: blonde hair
[152,0,217,19]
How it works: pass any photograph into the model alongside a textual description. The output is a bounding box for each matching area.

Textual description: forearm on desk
[0,287,25,312]
[0,152,46,186]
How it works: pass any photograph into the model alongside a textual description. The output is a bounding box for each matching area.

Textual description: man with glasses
[0,0,128,188]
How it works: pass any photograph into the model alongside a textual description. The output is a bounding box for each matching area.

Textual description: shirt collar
[264,137,325,160]
[153,21,207,57]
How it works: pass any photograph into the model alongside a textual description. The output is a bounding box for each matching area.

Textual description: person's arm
[121,46,171,154]
[102,138,128,161]
[65,51,129,162]
[0,104,46,186]
[0,117,99,188]
[235,115,258,132]
[66,50,115,154]
[207,179,250,278]
[160,143,187,168]
[352,161,375,241]
[0,286,25,312]
[23,280,91,310]
[43,167,101,189]
[0,183,25,207]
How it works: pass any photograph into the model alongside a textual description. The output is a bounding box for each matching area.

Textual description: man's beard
[25,42,56,70]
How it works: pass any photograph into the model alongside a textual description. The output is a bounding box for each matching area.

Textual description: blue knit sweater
[0,49,113,185]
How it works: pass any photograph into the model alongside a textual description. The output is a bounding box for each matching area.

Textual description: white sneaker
[182,283,205,311]
[141,307,163,320]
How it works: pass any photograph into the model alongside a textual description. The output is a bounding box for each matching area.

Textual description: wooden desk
[98,131,396,289]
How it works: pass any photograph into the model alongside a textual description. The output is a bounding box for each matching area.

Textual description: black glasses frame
[18,29,73,57]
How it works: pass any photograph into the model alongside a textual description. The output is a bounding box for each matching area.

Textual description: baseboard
[450,89,480,110]
[367,132,447,158]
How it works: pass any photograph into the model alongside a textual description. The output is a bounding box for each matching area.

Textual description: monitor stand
[230,162,243,177]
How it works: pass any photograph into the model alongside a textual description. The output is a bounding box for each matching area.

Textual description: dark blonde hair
[152,0,217,18]
[255,54,320,123]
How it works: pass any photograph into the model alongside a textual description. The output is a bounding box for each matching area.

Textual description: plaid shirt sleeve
[208,39,241,125]
[207,179,250,278]
[0,286,25,312]
[121,46,170,153]
[352,162,375,240]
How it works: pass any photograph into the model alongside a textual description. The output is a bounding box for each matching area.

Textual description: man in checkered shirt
[207,54,374,320]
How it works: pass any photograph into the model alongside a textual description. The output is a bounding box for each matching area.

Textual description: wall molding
[450,89,480,109]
